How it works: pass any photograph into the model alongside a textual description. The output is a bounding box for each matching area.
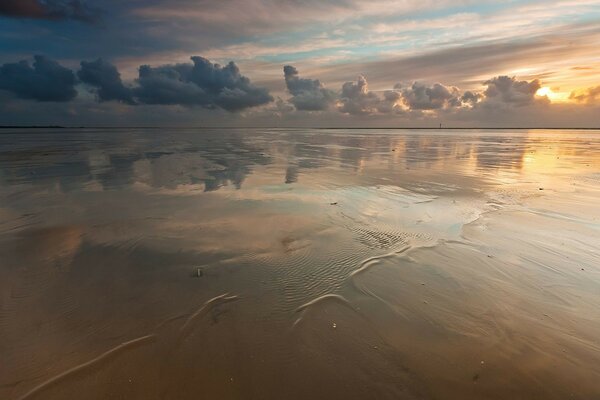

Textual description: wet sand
[0,128,599,399]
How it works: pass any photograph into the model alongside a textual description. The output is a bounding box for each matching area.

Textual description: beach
[1,128,599,399]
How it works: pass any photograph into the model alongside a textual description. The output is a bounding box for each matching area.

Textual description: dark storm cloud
[78,59,135,104]
[0,54,272,112]
[134,56,273,111]
[0,0,100,23]
[482,76,542,106]
[283,65,335,111]
[569,86,600,104]
[0,55,77,102]
[0,0,44,18]
[400,82,462,110]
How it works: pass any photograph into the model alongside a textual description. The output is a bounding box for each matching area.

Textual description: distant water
[1,128,599,400]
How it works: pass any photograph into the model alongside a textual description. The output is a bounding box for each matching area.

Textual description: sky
[0,0,599,127]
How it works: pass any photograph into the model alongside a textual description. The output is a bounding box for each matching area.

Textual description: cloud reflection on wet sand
[0,128,599,399]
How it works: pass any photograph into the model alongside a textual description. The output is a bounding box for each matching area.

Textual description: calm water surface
[1,128,599,399]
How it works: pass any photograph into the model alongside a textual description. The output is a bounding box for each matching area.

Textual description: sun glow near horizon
[535,86,572,103]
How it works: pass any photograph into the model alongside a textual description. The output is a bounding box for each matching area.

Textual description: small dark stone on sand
[330,202,338,205]
[539,188,544,190]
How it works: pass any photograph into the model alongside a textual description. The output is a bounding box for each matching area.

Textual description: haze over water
[1,128,599,399]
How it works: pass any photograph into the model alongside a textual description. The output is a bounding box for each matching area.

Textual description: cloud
[280,70,484,117]
[334,74,546,116]
[133,56,273,111]
[0,55,77,102]
[131,1,466,38]
[298,73,469,115]
[569,86,600,104]
[0,0,100,23]
[266,97,295,116]
[338,75,391,115]
[461,90,482,105]
[283,65,335,111]
[0,50,595,128]
[78,59,135,104]
[0,54,273,112]
[308,21,600,97]
[400,82,462,110]
[481,76,542,106]
[377,90,403,114]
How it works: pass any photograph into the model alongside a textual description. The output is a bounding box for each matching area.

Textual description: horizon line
[1,126,600,131]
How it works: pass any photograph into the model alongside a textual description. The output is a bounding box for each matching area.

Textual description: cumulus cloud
[283,65,335,111]
[133,56,273,111]
[0,54,272,112]
[0,51,579,126]
[482,76,542,106]
[336,77,471,115]
[280,69,551,118]
[569,86,600,104]
[78,59,135,104]
[338,75,387,115]
[377,90,403,114]
[0,0,100,22]
[461,90,482,105]
[0,55,77,102]
[400,82,462,110]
